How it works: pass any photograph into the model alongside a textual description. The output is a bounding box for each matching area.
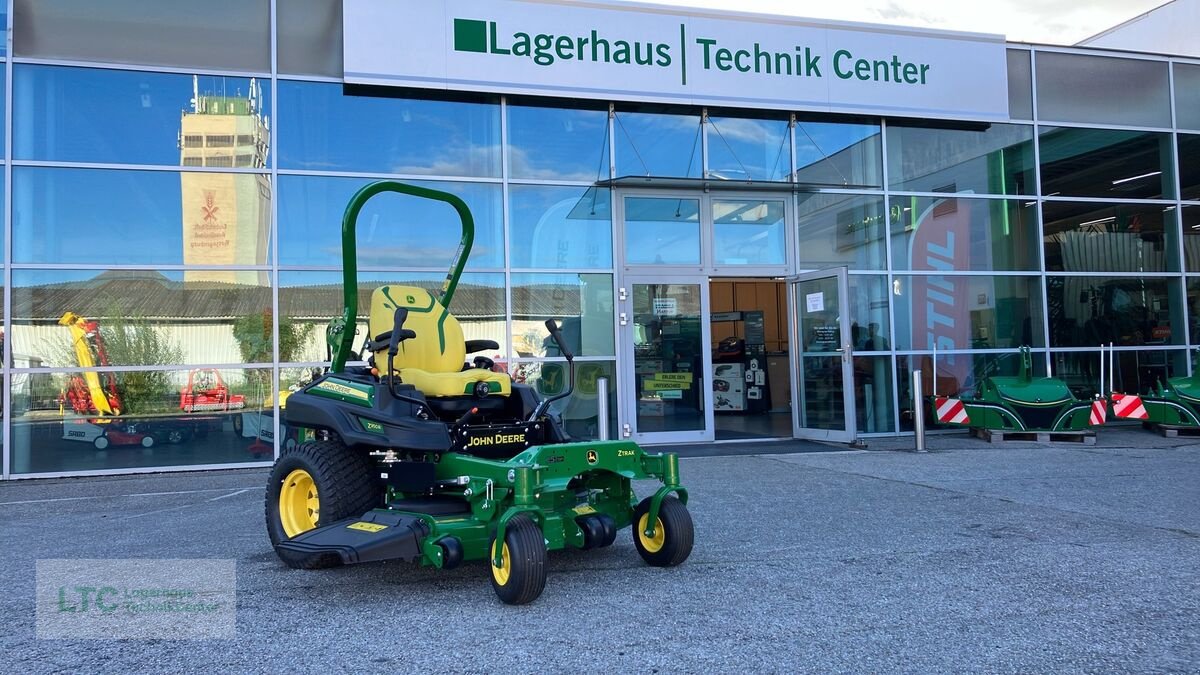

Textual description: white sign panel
[344,0,1010,119]
[653,297,678,315]
[806,292,824,313]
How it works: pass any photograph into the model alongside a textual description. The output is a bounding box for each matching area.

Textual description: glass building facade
[3,1,1200,476]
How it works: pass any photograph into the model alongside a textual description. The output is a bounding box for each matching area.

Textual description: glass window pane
[11,367,271,474]
[1175,64,1200,131]
[512,360,617,441]
[1007,49,1033,121]
[13,0,269,72]
[713,199,786,266]
[509,185,612,269]
[848,276,891,352]
[795,193,886,270]
[278,81,501,177]
[623,196,700,265]
[899,352,1046,429]
[707,116,790,182]
[279,271,508,364]
[886,123,1035,196]
[614,110,702,178]
[853,355,895,433]
[12,270,273,367]
[1039,127,1175,200]
[277,175,503,269]
[511,273,614,357]
[14,167,272,266]
[1035,52,1171,128]
[631,283,705,433]
[1184,206,1200,272]
[1180,134,1200,201]
[1051,349,1188,399]
[15,66,270,166]
[891,197,1039,271]
[1042,201,1178,273]
[507,103,609,181]
[794,119,882,188]
[0,68,7,154]
[1046,276,1185,347]
[1190,278,1200,344]
[278,0,342,77]
[893,275,1044,350]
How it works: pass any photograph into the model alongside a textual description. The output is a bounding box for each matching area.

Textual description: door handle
[619,312,628,326]
[836,343,851,363]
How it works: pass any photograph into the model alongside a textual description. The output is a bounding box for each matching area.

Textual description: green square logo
[453,18,487,53]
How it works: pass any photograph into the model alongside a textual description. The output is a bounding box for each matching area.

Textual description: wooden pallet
[1149,424,1200,438]
[971,427,1097,445]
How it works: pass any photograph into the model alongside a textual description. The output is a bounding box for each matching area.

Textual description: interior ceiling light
[1111,171,1161,185]
[1078,216,1116,228]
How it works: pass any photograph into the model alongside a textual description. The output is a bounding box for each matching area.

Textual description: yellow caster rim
[638,513,666,553]
[491,541,512,586]
[279,469,319,537]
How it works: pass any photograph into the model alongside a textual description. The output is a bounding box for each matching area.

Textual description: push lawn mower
[265,181,693,605]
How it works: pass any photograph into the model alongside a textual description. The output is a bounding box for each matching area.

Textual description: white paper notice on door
[805,292,824,313]
[652,298,677,316]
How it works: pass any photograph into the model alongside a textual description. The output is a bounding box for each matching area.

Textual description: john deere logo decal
[586,450,598,464]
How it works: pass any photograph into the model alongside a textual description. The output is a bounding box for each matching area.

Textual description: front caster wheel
[632,496,693,567]
[489,515,547,605]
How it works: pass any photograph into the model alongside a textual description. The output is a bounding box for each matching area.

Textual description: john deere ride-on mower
[265,181,692,604]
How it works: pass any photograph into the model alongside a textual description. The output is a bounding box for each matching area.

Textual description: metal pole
[1099,343,1105,398]
[1109,342,1115,393]
[596,377,610,441]
[912,370,926,452]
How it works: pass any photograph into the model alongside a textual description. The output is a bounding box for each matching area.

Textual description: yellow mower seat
[367,285,510,397]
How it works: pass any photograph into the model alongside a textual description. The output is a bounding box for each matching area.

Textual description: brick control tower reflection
[179,76,271,286]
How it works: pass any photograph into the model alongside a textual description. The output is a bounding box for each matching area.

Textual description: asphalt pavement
[1,428,1197,673]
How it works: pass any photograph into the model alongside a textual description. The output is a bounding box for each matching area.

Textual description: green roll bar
[329,181,475,373]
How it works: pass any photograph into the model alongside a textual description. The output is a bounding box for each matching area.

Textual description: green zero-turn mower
[264,181,693,604]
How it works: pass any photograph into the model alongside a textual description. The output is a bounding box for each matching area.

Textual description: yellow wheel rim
[638,513,666,553]
[491,541,512,586]
[279,469,319,538]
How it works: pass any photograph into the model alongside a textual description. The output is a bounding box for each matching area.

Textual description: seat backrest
[367,285,465,373]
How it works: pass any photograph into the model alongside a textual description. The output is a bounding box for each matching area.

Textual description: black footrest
[276,510,430,567]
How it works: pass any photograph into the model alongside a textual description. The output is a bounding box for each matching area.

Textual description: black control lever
[456,406,481,426]
[388,308,415,356]
[529,319,576,421]
[545,318,574,360]
[382,307,428,415]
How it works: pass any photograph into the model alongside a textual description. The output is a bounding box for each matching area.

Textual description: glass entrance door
[790,268,857,442]
[621,277,713,444]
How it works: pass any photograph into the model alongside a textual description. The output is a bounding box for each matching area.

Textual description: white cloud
[643,0,1166,44]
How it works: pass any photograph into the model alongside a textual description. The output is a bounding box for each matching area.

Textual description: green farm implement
[931,346,1102,432]
[265,181,693,604]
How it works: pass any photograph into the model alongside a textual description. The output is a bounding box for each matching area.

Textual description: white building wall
[1078,0,1200,57]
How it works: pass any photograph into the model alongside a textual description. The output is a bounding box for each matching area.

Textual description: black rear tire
[489,515,547,605]
[265,438,379,569]
[632,496,694,567]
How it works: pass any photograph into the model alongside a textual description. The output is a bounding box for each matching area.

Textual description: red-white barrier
[935,397,970,425]
[1111,393,1148,420]
[1089,399,1107,426]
